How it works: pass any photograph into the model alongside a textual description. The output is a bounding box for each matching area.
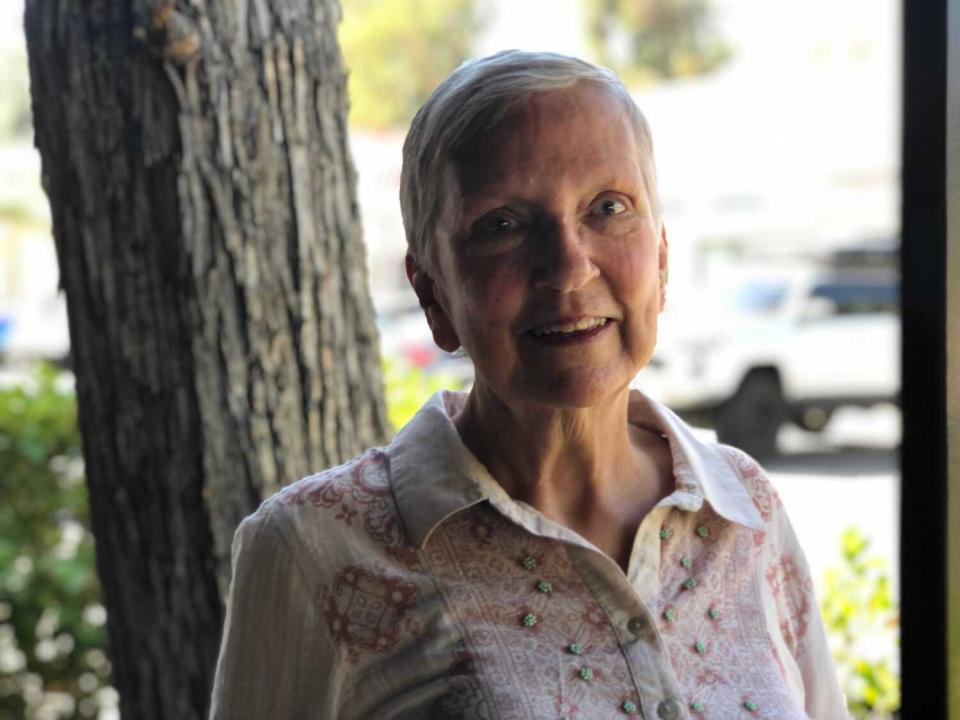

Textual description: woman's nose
[532,218,599,292]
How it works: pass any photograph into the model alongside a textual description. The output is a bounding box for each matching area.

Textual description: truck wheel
[716,371,784,458]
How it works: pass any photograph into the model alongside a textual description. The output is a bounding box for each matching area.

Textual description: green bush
[0,365,113,719]
[821,527,900,718]
[383,357,465,432]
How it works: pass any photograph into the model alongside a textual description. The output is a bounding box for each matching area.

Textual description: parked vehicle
[635,251,899,457]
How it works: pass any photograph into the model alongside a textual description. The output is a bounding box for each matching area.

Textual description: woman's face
[425,82,668,410]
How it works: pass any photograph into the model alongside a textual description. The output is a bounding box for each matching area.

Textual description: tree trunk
[24,1,390,717]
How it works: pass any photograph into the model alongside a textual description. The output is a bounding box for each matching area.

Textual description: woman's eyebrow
[458,191,523,215]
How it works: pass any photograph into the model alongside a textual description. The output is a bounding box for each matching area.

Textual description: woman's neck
[452,383,674,549]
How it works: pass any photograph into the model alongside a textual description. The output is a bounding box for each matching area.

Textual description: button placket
[565,544,684,718]
[656,697,681,719]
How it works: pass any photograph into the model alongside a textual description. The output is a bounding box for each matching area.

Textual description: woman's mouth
[526,317,612,345]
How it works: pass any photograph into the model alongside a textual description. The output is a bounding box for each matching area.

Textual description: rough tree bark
[24,0,390,716]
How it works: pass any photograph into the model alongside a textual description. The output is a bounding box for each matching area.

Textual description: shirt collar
[390,390,765,549]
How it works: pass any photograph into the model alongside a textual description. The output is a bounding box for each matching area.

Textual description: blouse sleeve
[757,483,850,720]
[208,508,337,719]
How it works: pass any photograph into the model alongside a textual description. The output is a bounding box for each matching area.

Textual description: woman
[210,51,847,719]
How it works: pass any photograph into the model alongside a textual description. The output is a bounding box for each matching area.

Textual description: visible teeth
[531,317,608,336]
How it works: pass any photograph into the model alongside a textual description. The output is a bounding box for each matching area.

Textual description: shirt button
[627,616,646,635]
[657,698,681,719]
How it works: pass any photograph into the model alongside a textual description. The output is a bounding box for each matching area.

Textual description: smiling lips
[530,316,608,336]
[526,316,611,345]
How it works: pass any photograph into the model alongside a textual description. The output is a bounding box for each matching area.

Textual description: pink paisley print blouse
[209,390,848,720]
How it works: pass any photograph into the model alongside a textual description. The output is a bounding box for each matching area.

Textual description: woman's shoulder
[267,446,392,511]
[241,445,414,569]
[713,442,785,527]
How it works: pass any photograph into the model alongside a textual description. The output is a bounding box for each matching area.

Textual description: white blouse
[209,390,849,719]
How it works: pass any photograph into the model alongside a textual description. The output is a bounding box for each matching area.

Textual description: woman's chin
[508,366,632,410]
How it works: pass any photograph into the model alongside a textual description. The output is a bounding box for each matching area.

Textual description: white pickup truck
[634,260,900,457]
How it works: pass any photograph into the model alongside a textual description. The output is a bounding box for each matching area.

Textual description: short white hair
[400,49,660,271]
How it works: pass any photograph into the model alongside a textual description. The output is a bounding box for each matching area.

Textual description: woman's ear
[658,223,669,311]
[405,251,461,352]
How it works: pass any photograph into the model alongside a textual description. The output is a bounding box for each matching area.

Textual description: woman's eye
[473,212,520,237]
[590,197,627,216]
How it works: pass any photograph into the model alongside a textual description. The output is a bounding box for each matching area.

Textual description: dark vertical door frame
[901,0,948,716]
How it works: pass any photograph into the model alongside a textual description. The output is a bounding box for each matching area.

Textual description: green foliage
[383,357,464,432]
[339,0,478,129]
[0,365,112,719]
[821,527,900,719]
[584,0,732,86]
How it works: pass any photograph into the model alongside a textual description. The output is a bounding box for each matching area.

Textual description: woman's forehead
[452,87,642,199]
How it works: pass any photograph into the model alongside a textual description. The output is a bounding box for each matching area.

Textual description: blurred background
[0,0,900,717]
